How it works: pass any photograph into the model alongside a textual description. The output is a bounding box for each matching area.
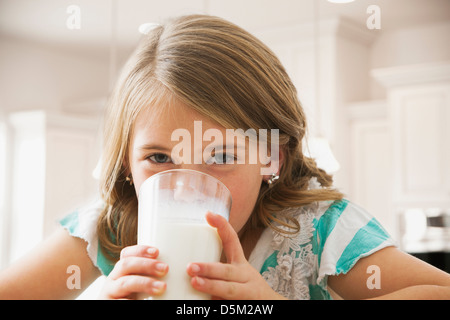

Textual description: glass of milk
[137,169,232,300]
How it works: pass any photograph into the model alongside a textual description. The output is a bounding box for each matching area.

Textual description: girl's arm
[0,227,100,299]
[328,246,450,299]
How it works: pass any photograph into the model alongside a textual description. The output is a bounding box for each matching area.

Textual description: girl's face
[128,99,276,234]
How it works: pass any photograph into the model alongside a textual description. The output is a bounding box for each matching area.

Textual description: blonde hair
[97,14,343,262]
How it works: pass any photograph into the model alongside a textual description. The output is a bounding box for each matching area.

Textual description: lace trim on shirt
[261,203,318,300]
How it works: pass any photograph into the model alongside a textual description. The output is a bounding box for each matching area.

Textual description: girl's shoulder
[249,197,397,300]
[59,199,115,276]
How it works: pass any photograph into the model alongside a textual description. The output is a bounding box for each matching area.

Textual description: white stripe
[317,202,373,283]
[76,200,102,267]
[360,238,397,259]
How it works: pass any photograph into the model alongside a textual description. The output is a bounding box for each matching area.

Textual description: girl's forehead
[134,98,225,134]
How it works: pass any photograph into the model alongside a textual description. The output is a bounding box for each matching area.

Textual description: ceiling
[0,0,449,56]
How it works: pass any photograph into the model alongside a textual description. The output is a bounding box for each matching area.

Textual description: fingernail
[195,277,205,286]
[190,263,200,274]
[147,247,157,256]
[152,281,165,294]
[156,262,167,273]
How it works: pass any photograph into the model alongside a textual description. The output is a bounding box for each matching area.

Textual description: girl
[1,14,449,300]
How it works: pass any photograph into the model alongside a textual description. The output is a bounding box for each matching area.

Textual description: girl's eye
[148,153,172,164]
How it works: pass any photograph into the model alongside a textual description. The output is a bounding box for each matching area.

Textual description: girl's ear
[121,157,134,186]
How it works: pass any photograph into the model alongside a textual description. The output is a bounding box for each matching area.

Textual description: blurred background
[0,0,449,296]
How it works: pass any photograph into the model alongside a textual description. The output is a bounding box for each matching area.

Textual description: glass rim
[141,169,231,196]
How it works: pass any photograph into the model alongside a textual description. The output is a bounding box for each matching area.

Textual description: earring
[125,175,133,186]
[266,173,279,186]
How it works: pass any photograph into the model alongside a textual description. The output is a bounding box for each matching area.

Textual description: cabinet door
[390,83,450,207]
[44,126,99,236]
[350,119,394,236]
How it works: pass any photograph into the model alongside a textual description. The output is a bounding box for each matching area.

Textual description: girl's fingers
[102,245,167,299]
[107,275,166,299]
[120,245,159,259]
[190,276,247,300]
[109,256,168,280]
[186,262,246,283]
[205,212,245,264]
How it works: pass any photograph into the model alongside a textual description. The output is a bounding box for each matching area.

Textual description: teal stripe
[313,199,349,266]
[335,217,390,274]
[260,250,279,273]
[97,242,115,276]
[309,284,332,300]
[59,210,80,235]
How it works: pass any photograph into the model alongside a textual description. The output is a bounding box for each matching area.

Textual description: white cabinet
[390,83,450,207]
[1,111,100,266]
[373,62,450,209]
[347,101,395,236]
[347,62,450,242]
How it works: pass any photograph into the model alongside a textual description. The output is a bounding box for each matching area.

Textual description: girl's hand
[98,245,168,299]
[186,212,286,300]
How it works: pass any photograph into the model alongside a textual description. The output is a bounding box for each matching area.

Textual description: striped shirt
[60,198,396,300]
[248,198,396,299]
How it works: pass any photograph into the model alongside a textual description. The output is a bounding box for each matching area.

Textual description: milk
[137,199,227,300]
[151,221,222,300]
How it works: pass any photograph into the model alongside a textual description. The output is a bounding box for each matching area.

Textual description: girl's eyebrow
[137,144,172,152]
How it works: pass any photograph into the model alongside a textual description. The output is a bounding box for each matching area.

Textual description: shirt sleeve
[314,199,397,289]
[59,200,115,276]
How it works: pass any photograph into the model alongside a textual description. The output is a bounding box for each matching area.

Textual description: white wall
[369,21,450,99]
[0,36,110,113]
